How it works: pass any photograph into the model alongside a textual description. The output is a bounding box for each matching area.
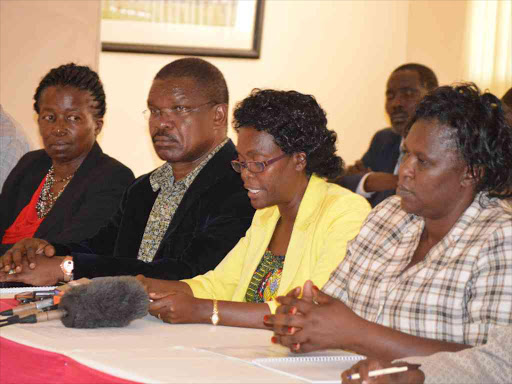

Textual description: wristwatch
[210,299,219,325]
[60,256,74,282]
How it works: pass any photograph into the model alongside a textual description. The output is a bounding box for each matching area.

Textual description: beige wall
[99,0,410,176]
[1,1,478,178]
[0,0,102,148]
[407,0,468,86]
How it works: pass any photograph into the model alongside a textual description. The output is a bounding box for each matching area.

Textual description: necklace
[35,166,75,218]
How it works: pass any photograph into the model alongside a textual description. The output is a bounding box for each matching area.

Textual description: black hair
[393,63,438,91]
[154,58,228,105]
[405,83,512,199]
[233,89,343,179]
[33,63,106,118]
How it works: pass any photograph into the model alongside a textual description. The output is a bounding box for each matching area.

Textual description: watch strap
[210,299,219,325]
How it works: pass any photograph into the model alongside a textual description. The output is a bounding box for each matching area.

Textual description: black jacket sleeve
[71,187,254,280]
[55,141,256,281]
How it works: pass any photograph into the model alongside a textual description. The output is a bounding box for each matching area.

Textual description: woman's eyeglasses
[231,154,288,173]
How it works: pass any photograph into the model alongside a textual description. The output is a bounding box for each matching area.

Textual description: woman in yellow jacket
[140,89,370,328]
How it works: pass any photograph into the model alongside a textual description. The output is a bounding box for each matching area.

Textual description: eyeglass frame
[231,153,288,174]
[142,101,217,120]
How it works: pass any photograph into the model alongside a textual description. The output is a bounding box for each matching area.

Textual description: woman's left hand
[149,291,206,324]
[0,253,63,286]
[268,284,367,353]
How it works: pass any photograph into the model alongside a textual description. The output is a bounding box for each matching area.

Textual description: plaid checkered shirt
[323,194,512,346]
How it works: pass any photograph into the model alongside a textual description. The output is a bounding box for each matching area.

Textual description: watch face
[62,260,74,274]
[211,313,219,325]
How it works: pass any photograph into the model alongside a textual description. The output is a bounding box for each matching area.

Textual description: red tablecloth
[0,299,140,384]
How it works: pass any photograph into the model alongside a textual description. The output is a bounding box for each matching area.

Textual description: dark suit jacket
[55,140,256,281]
[338,128,401,207]
[0,142,134,252]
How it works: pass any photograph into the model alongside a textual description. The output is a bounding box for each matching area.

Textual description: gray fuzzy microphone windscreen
[59,276,149,328]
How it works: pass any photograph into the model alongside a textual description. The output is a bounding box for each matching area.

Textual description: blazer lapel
[277,175,325,295]
[36,143,103,239]
[158,140,238,243]
[11,152,50,226]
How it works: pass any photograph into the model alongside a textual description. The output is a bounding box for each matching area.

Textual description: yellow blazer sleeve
[311,191,370,290]
[182,226,252,300]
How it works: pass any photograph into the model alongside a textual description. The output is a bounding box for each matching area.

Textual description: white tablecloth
[0,313,305,383]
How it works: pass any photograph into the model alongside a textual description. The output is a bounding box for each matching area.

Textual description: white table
[1,312,307,383]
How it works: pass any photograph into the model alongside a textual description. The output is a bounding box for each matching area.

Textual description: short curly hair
[405,83,512,199]
[155,58,228,105]
[393,63,438,91]
[233,89,343,179]
[33,63,106,118]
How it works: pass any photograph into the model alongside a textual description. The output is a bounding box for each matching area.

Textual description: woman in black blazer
[0,63,134,252]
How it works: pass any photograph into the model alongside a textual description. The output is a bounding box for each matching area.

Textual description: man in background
[0,58,255,285]
[0,105,32,191]
[335,64,438,207]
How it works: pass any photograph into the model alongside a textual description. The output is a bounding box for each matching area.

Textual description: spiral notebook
[252,352,364,383]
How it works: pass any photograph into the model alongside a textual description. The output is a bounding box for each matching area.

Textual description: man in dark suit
[0,58,255,284]
[336,64,438,207]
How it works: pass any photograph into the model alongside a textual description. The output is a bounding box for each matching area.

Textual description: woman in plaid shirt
[270,83,512,361]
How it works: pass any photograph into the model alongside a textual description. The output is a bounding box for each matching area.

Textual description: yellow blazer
[183,174,371,313]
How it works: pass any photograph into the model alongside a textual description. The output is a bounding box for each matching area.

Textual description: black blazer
[338,128,401,207]
[0,142,134,249]
[55,140,256,281]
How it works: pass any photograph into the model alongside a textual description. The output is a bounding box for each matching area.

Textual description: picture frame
[101,0,265,58]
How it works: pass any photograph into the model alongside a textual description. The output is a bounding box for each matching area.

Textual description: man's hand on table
[342,359,425,384]
[0,252,64,286]
[0,238,56,273]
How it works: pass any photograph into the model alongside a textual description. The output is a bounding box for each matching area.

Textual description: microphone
[0,305,60,327]
[17,309,67,324]
[0,297,58,316]
[58,276,149,328]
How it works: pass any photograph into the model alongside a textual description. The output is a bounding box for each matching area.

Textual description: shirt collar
[404,192,499,240]
[447,192,502,240]
[150,138,229,192]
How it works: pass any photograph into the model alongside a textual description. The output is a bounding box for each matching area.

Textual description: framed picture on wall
[100,0,265,58]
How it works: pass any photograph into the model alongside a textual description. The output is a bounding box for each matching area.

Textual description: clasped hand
[148,291,203,324]
[0,238,55,273]
[0,239,63,285]
[345,160,372,176]
[136,275,204,324]
[266,280,366,353]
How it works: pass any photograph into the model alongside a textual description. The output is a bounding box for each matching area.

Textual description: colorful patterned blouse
[245,249,285,303]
